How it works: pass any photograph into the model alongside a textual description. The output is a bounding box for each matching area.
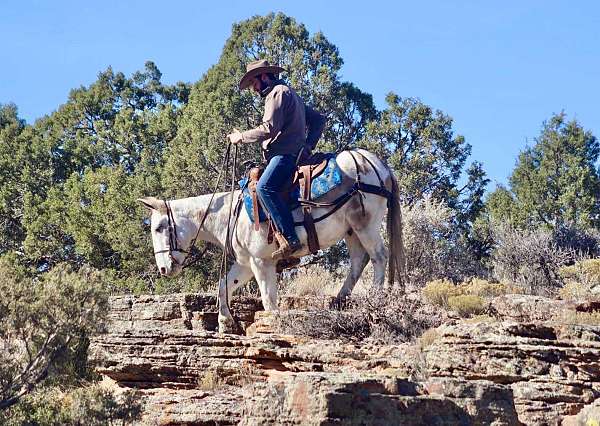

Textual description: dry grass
[559,281,592,301]
[462,278,512,297]
[558,259,600,301]
[197,370,224,391]
[464,314,496,324]
[423,278,517,311]
[556,310,600,326]
[422,279,461,307]
[559,259,600,284]
[280,266,340,297]
[417,328,440,349]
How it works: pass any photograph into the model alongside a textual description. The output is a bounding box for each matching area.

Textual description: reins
[220,143,240,329]
[155,141,243,331]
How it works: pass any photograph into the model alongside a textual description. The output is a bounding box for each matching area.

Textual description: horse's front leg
[218,262,254,334]
[249,257,278,311]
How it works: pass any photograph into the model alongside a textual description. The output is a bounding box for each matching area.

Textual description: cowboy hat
[239,59,285,90]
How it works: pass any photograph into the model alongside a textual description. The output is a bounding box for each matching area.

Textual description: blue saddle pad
[239,155,343,223]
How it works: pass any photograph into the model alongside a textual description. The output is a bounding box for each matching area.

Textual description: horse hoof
[330,295,350,310]
[218,315,236,334]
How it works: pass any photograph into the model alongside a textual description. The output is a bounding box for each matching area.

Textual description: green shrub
[447,295,486,317]
[0,384,142,425]
[423,279,461,307]
[0,258,108,410]
[462,278,510,297]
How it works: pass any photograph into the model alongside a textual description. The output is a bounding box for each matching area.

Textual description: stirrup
[272,233,302,260]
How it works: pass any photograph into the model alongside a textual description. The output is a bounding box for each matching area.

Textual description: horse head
[138,196,197,277]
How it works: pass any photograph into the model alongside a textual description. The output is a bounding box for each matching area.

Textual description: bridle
[153,200,211,269]
[153,142,235,272]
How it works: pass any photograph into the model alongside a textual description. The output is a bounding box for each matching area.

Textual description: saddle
[247,152,333,256]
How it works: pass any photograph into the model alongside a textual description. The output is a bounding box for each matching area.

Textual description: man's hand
[227,128,243,144]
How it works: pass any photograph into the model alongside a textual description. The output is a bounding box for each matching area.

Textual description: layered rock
[89,293,600,425]
[242,374,518,425]
[106,293,263,333]
[424,321,600,425]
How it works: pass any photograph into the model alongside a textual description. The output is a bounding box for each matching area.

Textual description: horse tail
[386,168,407,290]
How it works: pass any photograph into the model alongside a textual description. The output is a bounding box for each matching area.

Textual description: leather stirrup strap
[250,183,260,231]
[267,219,275,245]
[299,164,320,254]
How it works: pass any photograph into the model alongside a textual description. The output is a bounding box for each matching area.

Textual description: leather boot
[272,232,302,260]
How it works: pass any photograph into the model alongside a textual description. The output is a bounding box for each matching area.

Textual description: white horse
[138,149,405,333]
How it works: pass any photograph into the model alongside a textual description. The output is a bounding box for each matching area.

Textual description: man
[227,59,326,260]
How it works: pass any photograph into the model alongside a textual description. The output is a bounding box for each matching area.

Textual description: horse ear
[137,197,166,213]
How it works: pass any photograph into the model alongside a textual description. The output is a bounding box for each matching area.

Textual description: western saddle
[247,152,332,259]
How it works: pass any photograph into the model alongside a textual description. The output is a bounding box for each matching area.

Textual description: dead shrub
[274,288,443,344]
[447,295,486,317]
[402,197,484,286]
[553,223,600,258]
[491,224,570,295]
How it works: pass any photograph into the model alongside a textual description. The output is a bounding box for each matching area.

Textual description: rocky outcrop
[424,321,600,425]
[106,293,263,334]
[242,374,519,425]
[489,295,573,322]
[89,293,600,425]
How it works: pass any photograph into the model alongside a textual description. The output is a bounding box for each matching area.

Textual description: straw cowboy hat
[239,59,286,90]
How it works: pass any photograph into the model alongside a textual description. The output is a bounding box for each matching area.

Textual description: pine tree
[487,113,600,229]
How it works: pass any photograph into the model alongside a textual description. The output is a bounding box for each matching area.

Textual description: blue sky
[2,0,599,187]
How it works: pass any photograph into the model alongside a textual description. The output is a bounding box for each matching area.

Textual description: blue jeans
[256,154,300,244]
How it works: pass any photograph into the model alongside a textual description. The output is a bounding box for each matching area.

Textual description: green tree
[0,104,27,253]
[360,94,489,225]
[162,13,377,199]
[487,113,600,229]
[0,104,55,255]
[21,63,188,277]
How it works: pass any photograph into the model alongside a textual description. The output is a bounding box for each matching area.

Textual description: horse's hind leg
[335,232,369,303]
[218,262,254,334]
[353,224,388,288]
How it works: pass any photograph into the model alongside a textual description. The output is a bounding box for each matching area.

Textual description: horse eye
[154,225,164,233]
